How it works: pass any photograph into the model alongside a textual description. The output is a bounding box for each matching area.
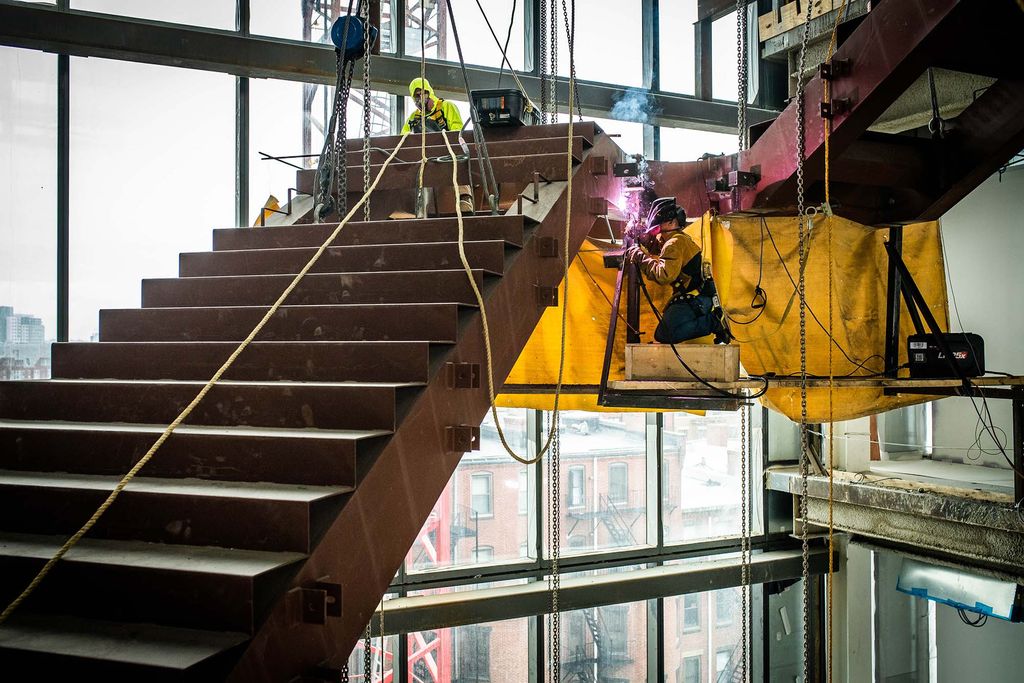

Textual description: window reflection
[406,409,533,573]
[406,617,529,683]
[545,411,649,556]
[550,600,647,682]
[665,588,744,683]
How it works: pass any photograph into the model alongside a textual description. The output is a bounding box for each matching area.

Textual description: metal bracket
[587,197,608,215]
[446,425,480,452]
[820,98,851,119]
[819,58,851,81]
[590,155,609,176]
[300,582,341,625]
[613,161,640,177]
[535,236,559,258]
[535,285,559,307]
[444,362,480,389]
[727,170,760,189]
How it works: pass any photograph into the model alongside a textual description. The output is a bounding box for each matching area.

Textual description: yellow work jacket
[401,98,464,134]
[638,230,703,294]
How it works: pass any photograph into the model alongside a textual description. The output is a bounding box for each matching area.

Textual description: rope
[0,132,412,627]
[823,5,849,680]
[793,0,815,678]
[417,0,427,192]
[472,0,538,114]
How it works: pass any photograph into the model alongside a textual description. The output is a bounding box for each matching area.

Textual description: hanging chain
[362,0,372,221]
[363,622,372,682]
[736,0,749,150]
[794,0,815,680]
[560,0,582,121]
[548,0,558,120]
[539,0,549,122]
[340,659,349,683]
[548,412,562,683]
[379,599,386,683]
[334,59,356,219]
[740,404,750,682]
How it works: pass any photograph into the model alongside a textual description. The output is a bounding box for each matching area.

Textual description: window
[456,624,493,681]
[603,605,629,658]
[716,647,732,675]
[472,545,494,563]
[608,462,628,504]
[518,469,528,514]
[471,473,493,517]
[716,589,736,626]
[568,466,586,508]
[683,594,701,632]
[682,655,701,683]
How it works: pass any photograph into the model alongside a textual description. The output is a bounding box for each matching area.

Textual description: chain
[363,623,372,682]
[549,412,562,683]
[539,0,549,122]
[549,0,558,120]
[379,599,386,683]
[362,0,372,221]
[561,0,582,121]
[736,0,749,150]
[334,59,356,219]
[794,0,815,680]
[740,403,750,682]
[341,660,349,683]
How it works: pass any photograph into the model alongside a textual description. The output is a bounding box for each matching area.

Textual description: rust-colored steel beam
[650,0,1024,226]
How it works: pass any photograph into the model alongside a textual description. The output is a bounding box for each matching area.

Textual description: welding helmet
[644,197,690,237]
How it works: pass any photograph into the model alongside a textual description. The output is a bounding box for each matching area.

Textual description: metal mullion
[56,52,69,343]
[526,0,540,76]
[234,1,250,228]
[394,0,406,57]
[648,596,663,683]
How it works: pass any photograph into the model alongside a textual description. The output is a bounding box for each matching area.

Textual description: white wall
[930,165,1024,468]
[934,602,1021,683]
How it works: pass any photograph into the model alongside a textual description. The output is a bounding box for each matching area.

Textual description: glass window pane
[408,617,529,682]
[405,408,533,573]
[346,633,399,682]
[658,126,738,162]
[252,0,398,53]
[404,0,525,70]
[72,0,235,30]
[545,411,649,556]
[250,79,395,222]
[662,411,745,544]
[711,10,738,101]
[70,58,234,342]
[555,0,643,87]
[0,47,56,380]
[659,0,697,95]
[549,600,647,681]
[665,588,744,683]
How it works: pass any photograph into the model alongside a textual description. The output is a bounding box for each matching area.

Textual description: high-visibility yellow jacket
[401,98,464,134]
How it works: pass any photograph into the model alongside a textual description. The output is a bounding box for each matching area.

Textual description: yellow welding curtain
[495,214,949,423]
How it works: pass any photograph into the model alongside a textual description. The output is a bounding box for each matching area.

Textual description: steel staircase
[0,122,622,681]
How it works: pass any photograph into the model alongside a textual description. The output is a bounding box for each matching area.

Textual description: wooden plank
[624,343,740,382]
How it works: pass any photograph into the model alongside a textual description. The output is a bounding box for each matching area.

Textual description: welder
[626,197,732,345]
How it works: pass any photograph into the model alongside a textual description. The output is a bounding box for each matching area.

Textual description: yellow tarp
[496,213,948,423]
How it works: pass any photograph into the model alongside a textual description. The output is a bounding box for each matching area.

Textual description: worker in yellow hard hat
[402,78,464,134]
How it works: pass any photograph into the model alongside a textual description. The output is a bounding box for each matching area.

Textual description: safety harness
[407,98,453,132]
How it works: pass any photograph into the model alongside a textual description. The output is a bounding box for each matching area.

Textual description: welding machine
[471,89,539,127]
[907,332,985,378]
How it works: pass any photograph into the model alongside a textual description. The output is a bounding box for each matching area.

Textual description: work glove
[625,245,645,265]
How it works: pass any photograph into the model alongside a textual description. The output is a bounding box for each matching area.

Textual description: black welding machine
[907,332,985,378]
[471,89,539,127]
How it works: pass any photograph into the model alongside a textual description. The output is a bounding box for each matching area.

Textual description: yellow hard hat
[409,77,434,99]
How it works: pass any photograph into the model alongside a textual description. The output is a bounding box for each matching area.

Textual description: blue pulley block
[330,14,379,61]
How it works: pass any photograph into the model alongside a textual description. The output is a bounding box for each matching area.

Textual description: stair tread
[0,532,306,575]
[0,613,248,668]
[183,239,513,256]
[0,419,392,441]
[0,471,350,501]
[147,267,498,280]
[7,378,424,389]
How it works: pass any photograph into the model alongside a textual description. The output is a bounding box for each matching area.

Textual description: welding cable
[635,272,768,400]
[0,133,414,627]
